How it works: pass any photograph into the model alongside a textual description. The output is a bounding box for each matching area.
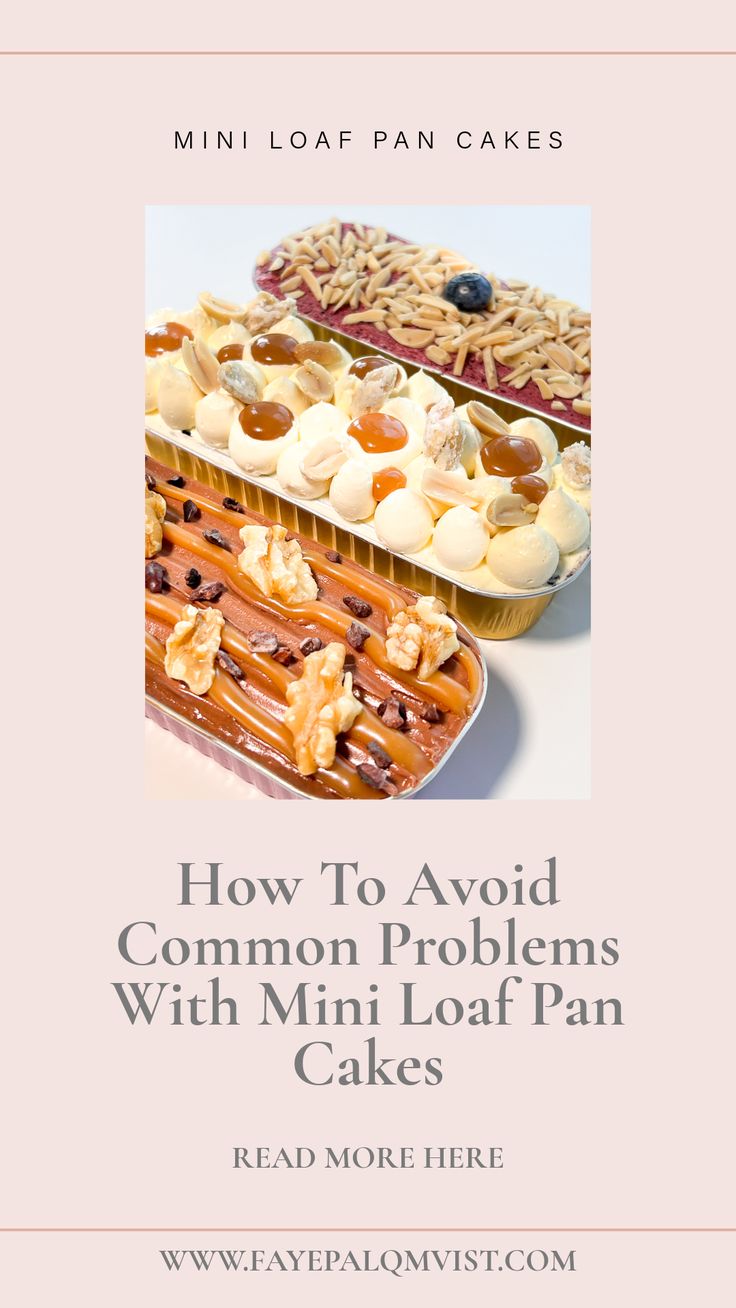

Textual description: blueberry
[443,272,493,313]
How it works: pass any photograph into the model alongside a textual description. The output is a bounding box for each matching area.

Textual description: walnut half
[164,605,224,695]
[385,596,460,681]
[237,524,318,605]
[284,642,362,774]
[145,485,167,558]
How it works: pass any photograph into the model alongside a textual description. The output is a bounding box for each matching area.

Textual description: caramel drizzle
[157,480,407,619]
[161,518,475,715]
[146,591,432,780]
[154,480,483,708]
[145,626,379,800]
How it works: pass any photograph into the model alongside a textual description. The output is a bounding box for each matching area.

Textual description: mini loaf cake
[145,293,591,595]
[145,459,485,799]
[254,218,592,429]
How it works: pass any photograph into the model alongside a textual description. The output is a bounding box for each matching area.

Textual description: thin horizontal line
[1,50,735,57]
[1,1227,735,1234]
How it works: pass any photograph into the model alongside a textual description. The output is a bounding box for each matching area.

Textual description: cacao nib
[145,560,168,593]
[419,702,443,723]
[325,549,342,563]
[203,528,231,551]
[182,499,201,522]
[217,650,245,681]
[346,622,370,651]
[249,630,279,655]
[184,567,201,589]
[299,636,323,657]
[272,646,296,666]
[145,472,156,491]
[377,696,408,730]
[180,429,192,436]
[357,761,391,792]
[191,580,225,603]
[343,594,373,619]
[367,740,393,769]
[223,496,245,513]
[166,475,185,487]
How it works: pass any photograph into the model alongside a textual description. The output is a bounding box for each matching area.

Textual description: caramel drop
[480,435,542,477]
[238,402,294,441]
[372,467,407,501]
[250,333,299,366]
[145,322,193,357]
[511,474,548,504]
[216,343,245,364]
[347,413,408,455]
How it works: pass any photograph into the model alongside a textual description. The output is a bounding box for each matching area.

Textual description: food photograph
[145,205,591,800]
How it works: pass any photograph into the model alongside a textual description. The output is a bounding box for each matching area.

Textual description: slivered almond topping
[482,346,498,390]
[259,221,591,418]
[388,327,436,349]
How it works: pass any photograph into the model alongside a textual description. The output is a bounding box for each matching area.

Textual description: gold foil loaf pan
[147,427,587,640]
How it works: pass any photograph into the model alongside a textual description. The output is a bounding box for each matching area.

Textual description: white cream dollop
[347,399,424,473]
[298,400,350,448]
[206,322,249,355]
[374,488,434,554]
[329,461,376,522]
[228,408,298,476]
[407,369,450,411]
[263,375,312,418]
[535,488,590,552]
[269,314,314,344]
[433,506,489,572]
[508,416,559,464]
[276,443,329,500]
[405,456,443,518]
[145,357,166,414]
[195,390,239,450]
[486,525,559,590]
[157,364,203,431]
[471,474,512,509]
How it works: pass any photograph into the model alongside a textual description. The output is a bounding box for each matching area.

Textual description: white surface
[144,205,591,800]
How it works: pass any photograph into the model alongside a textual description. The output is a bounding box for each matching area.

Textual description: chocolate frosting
[145,458,484,798]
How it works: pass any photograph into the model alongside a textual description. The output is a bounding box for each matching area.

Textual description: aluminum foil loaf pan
[147,424,589,641]
[145,432,488,800]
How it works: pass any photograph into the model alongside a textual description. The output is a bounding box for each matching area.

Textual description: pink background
[1,31,735,1307]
